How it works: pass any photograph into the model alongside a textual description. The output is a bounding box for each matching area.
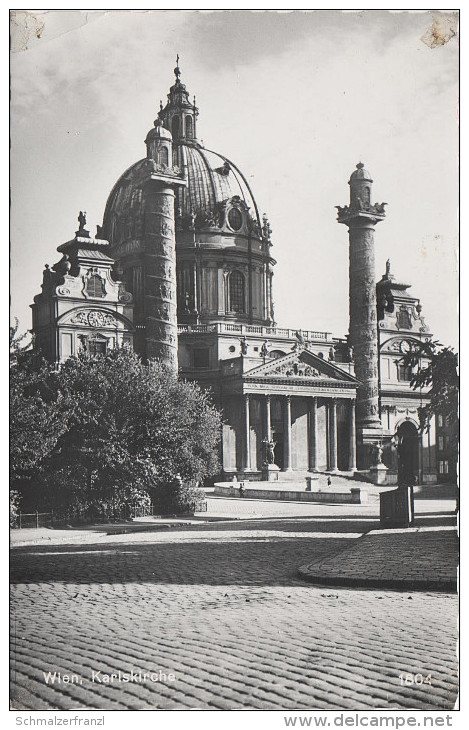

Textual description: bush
[152,475,206,515]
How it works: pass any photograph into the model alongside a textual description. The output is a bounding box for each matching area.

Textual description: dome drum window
[227,270,246,314]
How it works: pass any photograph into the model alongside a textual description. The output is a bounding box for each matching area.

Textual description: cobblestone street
[10,497,458,711]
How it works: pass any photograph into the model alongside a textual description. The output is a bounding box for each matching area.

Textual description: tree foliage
[403,340,459,433]
[10,343,222,515]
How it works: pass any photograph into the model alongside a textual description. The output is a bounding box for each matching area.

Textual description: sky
[10,9,459,347]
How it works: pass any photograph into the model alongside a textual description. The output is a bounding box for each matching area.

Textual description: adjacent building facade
[32,63,440,485]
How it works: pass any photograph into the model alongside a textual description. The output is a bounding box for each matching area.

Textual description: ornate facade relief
[70,310,117,328]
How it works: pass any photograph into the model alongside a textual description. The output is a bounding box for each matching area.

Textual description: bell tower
[336,163,388,468]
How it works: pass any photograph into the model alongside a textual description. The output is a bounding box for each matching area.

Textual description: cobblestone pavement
[10,499,458,711]
[299,526,458,591]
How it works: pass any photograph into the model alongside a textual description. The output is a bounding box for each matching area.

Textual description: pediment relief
[244,349,358,383]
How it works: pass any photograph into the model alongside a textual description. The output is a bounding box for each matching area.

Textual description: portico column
[243,394,251,471]
[283,396,292,471]
[329,399,338,471]
[308,397,318,471]
[348,399,357,471]
[265,395,272,441]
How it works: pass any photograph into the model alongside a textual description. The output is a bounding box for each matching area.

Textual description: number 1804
[399,673,432,686]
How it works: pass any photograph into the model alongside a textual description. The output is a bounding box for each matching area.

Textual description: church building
[31,62,439,486]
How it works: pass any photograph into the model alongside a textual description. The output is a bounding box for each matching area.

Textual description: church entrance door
[397,421,419,486]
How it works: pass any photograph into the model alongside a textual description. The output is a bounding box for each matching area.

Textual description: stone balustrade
[177,322,332,341]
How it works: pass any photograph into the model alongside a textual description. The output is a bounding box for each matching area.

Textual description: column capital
[285,394,291,404]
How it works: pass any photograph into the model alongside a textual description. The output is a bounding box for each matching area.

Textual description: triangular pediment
[243,348,358,383]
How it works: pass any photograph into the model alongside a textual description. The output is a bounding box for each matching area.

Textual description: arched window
[86,274,105,298]
[228,270,245,314]
[270,349,286,360]
[363,186,371,205]
[158,147,169,166]
[185,115,193,139]
[171,116,180,138]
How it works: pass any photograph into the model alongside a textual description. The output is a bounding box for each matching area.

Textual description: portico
[221,348,359,478]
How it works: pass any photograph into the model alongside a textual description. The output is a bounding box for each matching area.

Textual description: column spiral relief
[144,186,178,368]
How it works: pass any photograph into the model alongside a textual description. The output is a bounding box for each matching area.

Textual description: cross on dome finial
[174,55,181,82]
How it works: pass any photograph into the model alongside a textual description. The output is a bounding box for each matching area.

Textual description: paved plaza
[10,491,458,711]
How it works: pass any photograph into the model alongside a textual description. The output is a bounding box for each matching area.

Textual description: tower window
[171,116,180,138]
[397,308,412,329]
[158,147,169,166]
[86,274,105,298]
[398,362,413,381]
[88,338,107,356]
[364,186,371,205]
[185,115,193,139]
[228,270,246,314]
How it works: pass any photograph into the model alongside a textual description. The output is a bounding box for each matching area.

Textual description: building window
[228,208,243,231]
[185,115,193,139]
[397,363,412,381]
[438,436,445,451]
[158,147,169,166]
[86,274,105,298]
[193,348,210,369]
[364,186,371,205]
[171,116,180,138]
[438,414,444,428]
[270,349,287,359]
[228,270,245,313]
[397,307,412,329]
[87,337,108,356]
[439,460,449,475]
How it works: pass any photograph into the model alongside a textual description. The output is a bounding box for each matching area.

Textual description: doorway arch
[397,420,419,486]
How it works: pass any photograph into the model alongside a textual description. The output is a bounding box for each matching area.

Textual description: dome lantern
[158,56,198,143]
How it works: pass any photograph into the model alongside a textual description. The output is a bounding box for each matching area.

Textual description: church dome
[175,145,260,222]
[102,144,261,238]
[101,61,276,331]
[103,63,262,236]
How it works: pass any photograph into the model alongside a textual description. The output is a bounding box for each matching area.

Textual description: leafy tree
[403,340,459,435]
[11,346,222,516]
[10,317,32,364]
[10,343,69,492]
